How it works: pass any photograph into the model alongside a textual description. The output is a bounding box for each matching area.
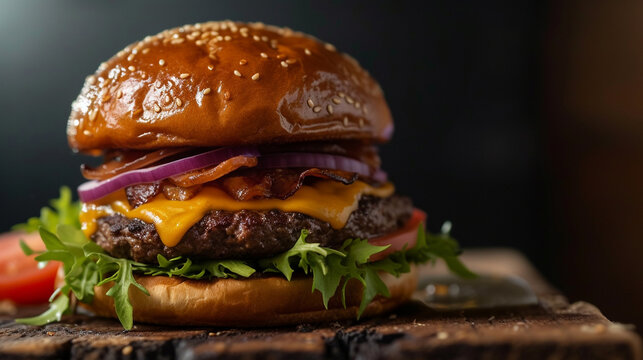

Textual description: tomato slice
[0,232,60,304]
[367,208,427,262]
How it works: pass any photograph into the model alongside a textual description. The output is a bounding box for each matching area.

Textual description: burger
[18,21,472,330]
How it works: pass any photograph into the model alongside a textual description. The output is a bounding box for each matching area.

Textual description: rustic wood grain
[0,249,641,360]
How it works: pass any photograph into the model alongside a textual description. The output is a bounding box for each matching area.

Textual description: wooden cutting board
[0,249,641,359]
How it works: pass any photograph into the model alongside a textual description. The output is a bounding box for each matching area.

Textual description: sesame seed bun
[78,267,417,327]
[67,21,393,152]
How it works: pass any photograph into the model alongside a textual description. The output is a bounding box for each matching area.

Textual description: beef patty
[92,195,413,264]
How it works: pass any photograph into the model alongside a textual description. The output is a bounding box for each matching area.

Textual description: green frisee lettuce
[15,187,475,330]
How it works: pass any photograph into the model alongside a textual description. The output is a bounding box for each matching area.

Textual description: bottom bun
[81,267,418,327]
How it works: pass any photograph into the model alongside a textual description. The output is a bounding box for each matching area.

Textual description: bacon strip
[169,155,258,187]
[220,168,359,201]
[125,168,359,207]
[81,148,190,180]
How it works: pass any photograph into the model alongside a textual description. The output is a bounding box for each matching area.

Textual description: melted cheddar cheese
[80,181,394,247]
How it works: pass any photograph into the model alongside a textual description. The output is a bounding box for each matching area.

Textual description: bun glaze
[68,21,393,152]
[81,267,417,327]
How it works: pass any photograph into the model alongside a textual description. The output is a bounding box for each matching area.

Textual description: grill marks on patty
[92,195,413,264]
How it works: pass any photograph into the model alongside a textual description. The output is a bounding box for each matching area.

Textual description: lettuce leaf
[15,187,474,330]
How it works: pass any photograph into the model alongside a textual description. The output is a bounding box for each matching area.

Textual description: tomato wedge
[0,232,60,304]
[367,208,427,262]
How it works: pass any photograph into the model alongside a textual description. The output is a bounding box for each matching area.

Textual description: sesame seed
[251,73,260,80]
[260,52,268,58]
[208,64,214,70]
[332,97,341,104]
[164,95,171,104]
[307,99,314,108]
[359,118,365,127]
[122,346,133,355]
[280,61,288,68]
[83,130,91,136]
[233,70,242,77]
[89,109,98,121]
[343,116,349,126]
[338,92,346,98]
[261,36,269,42]
[142,48,150,54]
[327,104,334,114]
[286,59,296,64]
[224,35,231,41]
[313,106,321,113]
[128,66,135,71]
[127,54,135,61]
[180,73,190,79]
[223,91,231,100]
[154,104,161,113]
[159,59,166,66]
[87,76,96,85]
[355,102,361,108]
[325,43,336,51]
[239,59,247,65]
[196,40,204,46]
[277,54,287,60]
[253,35,260,41]
[116,90,123,99]
[304,48,311,55]
[171,38,185,44]
[346,96,354,104]
[154,80,162,88]
[203,88,211,95]
[175,98,182,107]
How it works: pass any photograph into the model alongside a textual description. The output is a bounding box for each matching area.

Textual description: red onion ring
[258,153,387,183]
[77,148,387,202]
[77,147,260,202]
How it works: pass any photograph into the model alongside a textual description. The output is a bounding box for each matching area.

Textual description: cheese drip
[80,181,394,247]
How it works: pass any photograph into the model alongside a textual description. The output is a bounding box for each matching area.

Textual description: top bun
[67,21,393,152]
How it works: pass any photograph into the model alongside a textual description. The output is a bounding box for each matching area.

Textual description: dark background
[1,1,641,330]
